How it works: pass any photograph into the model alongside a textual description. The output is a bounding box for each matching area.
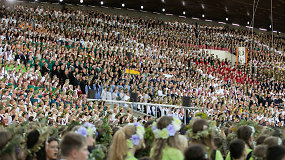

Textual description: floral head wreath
[188,121,219,140]
[152,117,182,139]
[126,123,145,149]
[75,122,97,137]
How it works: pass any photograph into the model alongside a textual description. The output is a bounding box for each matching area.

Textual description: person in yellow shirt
[225,126,254,160]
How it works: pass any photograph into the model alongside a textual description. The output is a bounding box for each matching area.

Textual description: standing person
[45,137,59,160]
[225,125,254,160]
[150,116,184,160]
[229,139,247,160]
[60,132,89,160]
[189,119,223,160]
[108,123,145,160]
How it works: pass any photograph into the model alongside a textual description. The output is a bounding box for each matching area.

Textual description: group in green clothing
[106,116,285,160]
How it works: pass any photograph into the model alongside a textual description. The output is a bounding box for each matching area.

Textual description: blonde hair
[108,125,137,160]
[151,116,183,160]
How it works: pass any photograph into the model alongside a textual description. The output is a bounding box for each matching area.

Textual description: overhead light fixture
[183,11,186,15]
[273,31,277,33]
[141,5,143,9]
[279,32,281,34]
[162,8,165,12]
[201,4,205,9]
[202,14,205,18]
[218,22,226,24]
[232,23,240,26]
[182,1,185,6]
[226,17,228,21]
[161,0,165,3]
[269,25,272,28]
[246,26,253,29]
[59,0,63,2]
[192,17,199,20]
[205,19,212,22]
[100,1,103,5]
[80,0,83,3]
[259,28,267,31]
[122,3,125,7]
[35,0,38,1]
[247,21,250,25]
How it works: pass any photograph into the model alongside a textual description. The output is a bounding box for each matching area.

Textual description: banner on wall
[236,47,247,66]
[126,69,140,75]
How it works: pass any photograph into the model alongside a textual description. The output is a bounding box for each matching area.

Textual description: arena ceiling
[34,0,285,33]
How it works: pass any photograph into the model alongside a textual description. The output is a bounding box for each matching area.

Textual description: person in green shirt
[150,116,184,160]
[228,139,248,160]
[108,124,145,160]
[189,119,224,160]
[225,126,254,160]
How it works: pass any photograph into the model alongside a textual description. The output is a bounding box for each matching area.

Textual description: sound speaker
[87,89,96,99]
[130,92,138,102]
[182,96,191,107]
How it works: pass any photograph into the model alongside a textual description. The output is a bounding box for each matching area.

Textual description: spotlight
[122,3,125,7]
[183,11,186,15]
[162,8,165,12]
[202,14,205,18]
[141,5,143,9]
[100,1,103,5]
[59,0,63,2]
[226,17,228,21]
[269,25,272,28]
[80,0,83,3]
[247,21,250,25]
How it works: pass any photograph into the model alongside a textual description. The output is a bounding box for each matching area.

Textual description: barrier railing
[87,99,207,124]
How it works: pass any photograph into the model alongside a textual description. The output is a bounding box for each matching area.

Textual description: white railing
[87,99,207,124]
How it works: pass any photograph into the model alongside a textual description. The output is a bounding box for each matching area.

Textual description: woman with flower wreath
[150,116,184,160]
[108,123,145,160]
[225,125,254,160]
[72,122,97,153]
[189,119,223,160]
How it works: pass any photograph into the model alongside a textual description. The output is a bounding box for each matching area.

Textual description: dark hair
[256,135,267,145]
[47,137,59,143]
[237,126,253,149]
[60,132,87,157]
[139,157,152,160]
[184,144,207,160]
[266,145,285,160]
[229,139,245,159]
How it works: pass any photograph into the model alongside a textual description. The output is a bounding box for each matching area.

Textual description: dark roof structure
[27,0,285,33]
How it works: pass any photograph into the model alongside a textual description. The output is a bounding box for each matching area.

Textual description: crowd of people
[0,2,284,160]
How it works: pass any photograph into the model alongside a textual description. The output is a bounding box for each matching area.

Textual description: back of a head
[267,145,285,160]
[254,145,267,160]
[184,144,207,160]
[229,139,245,160]
[0,129,16,160]
[264,136,282,147]
[192,119,208,134]
[60,132,87,157]
[237,125,253,148]
[108,125,137,160]
[256,135,267,145]
[237,126,252,142]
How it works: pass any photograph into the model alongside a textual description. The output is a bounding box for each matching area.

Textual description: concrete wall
[200,49,236,65]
